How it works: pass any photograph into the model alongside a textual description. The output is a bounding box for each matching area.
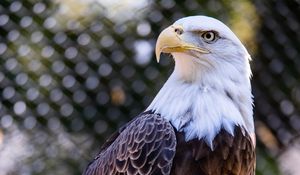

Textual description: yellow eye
[202,31,216,42]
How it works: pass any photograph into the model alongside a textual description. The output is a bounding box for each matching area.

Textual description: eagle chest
[170,127,256,175]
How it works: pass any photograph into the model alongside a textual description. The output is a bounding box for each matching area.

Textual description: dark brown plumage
[170,126,255,175]
[83,112,177,175]
[83,112,255,175]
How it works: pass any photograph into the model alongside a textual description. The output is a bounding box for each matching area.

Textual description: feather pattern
[83,113,255,175]
[171,126,255,175]
[83,112,176,175]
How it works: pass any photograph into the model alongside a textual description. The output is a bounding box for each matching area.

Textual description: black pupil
[206,33,212,39]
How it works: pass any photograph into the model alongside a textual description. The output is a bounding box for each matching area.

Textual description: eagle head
[156,16,251,84]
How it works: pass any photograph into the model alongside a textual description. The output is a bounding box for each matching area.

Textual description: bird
[83,15,256,175]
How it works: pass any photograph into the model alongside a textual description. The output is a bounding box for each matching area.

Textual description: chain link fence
[0,0,299,174]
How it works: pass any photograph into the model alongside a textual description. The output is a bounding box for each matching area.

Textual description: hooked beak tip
[155,48,161,63]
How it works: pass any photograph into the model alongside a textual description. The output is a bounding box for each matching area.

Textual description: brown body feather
[171,127,255,175]
[83,112,255,175]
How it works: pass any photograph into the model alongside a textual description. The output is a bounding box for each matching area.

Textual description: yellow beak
[155,25,210,62]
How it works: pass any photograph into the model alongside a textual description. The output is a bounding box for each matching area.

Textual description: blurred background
[0,0,300,174]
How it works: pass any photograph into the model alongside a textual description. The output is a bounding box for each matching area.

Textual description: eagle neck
[146,63,253,149]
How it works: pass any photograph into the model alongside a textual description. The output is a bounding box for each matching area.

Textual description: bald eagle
[83,16,256,175]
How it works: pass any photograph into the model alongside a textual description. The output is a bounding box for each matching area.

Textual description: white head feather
[147,16,254,148]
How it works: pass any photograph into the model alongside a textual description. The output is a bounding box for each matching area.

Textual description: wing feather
[83,112,176,175]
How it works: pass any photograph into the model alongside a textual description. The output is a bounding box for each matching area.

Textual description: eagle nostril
[174,28,183,35]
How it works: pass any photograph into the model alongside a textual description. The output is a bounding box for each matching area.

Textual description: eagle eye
[202,31,217,43]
